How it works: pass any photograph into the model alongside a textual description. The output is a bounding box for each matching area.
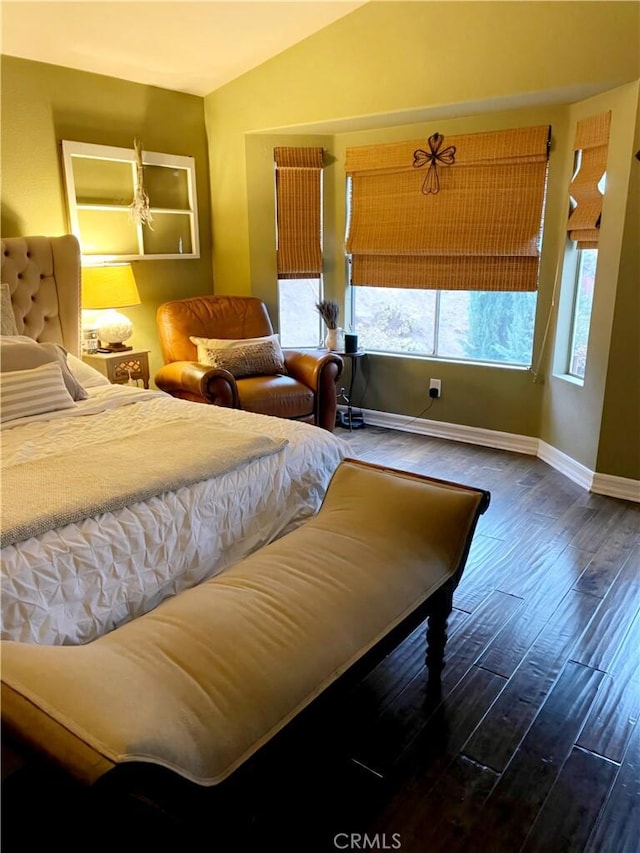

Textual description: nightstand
[82,350,150,389]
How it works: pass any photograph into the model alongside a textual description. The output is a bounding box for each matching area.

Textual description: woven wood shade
[345,125,550,291]
[567,112,611,250]
[274,147,323,279]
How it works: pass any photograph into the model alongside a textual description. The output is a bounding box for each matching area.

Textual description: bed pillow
[1,283,19,336]
[189,334,287,378]
[66,353,111,389]
[0,337,88,401]
[0,361,75,423]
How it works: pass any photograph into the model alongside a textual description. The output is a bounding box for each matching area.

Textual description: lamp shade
[82,264,141,310]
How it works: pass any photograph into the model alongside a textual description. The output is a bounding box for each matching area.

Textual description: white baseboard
[591,472,640,503]
[359,408,538,455]
[354,407,640,503]
[537,440,594,492]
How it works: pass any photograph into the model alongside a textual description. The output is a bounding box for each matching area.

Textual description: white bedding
[1,385,350,645]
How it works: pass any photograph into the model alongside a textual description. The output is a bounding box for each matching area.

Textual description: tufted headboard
[1,235,81,356]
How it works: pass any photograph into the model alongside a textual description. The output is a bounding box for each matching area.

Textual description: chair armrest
[155,362,239,408]
[284,350,344,431]
[284,349,344,390]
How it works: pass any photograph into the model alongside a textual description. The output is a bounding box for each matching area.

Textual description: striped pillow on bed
[0,361,75,423]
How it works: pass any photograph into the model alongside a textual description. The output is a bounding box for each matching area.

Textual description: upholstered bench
[1,459,489,791]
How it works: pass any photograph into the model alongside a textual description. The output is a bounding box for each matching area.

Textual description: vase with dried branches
[315,299,343,350]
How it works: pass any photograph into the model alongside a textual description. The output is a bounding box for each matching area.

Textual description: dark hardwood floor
[332,425,640,853]
[3,425,639,852]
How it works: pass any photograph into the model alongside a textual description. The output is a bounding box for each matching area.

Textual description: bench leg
[425,580,455,691]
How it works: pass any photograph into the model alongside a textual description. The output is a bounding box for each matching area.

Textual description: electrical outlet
[429,378,441,398]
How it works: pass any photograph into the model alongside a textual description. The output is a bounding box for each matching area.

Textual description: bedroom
[1,1,638,492]
[1,0,639,850]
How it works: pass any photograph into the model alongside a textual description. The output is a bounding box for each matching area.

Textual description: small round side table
[334,349,366,430]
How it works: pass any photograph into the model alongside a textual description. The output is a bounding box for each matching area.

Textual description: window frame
[344,149,545,370]
[273,146,325,347]
[61,140,200,261]
[350,284,537,368]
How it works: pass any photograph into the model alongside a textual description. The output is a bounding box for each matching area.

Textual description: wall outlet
[429,378,442,398]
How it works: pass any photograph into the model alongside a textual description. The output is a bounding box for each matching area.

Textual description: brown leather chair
[155,295,343,431]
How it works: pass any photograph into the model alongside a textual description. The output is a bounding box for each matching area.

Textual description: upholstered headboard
[1,235,81,356]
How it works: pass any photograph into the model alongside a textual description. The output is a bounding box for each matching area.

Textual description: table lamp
[81,263,141,352]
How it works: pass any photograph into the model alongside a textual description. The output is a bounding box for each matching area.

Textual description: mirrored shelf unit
[61,140,200,260]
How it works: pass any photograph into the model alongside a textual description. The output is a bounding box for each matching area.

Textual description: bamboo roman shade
[566,112,611,249]
[345,125,550,291]
[274,147,323,279]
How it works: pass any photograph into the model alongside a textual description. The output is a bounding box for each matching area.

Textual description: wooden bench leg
[425,579,455,693]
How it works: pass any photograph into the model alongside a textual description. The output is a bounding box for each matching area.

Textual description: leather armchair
[155,295,343,431]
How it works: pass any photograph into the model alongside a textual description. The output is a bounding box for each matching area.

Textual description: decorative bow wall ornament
[413,132,457,195]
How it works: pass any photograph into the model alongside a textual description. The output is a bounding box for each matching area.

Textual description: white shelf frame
[61,140,200,261]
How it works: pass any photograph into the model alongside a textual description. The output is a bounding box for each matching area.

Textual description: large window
[345,126,550,366]
[354,288,536,365]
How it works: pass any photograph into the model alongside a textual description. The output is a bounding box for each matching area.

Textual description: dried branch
[129,139,154,229]
[315,299,340,329]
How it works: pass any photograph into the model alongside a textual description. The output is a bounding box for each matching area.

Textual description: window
[567,248,598,378]
[345,126,550,366]
[61,140,199,260]
[274,147,324,347]
[562,111,610,379]
[278,278,323,348]
[354,287,536,366]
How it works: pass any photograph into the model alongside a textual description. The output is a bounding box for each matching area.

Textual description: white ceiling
[1,0,366,96]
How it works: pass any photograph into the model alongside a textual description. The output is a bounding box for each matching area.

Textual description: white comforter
[1,386,350,645]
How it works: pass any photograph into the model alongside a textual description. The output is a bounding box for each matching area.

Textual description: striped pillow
[0,361,75,424]
[0,337,88,401]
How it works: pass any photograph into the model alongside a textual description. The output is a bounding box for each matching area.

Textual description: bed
[0,235,349,646]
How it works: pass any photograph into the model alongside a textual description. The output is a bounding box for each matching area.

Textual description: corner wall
[596,92,640,479]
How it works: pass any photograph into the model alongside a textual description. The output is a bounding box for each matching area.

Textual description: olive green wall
[1,56,213,381]
[540,83,640,475]
[596,94,640,479]
[204,1,639,476]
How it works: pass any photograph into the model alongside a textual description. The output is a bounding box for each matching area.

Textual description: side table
[82,350,150,389]
[334,349,366,430]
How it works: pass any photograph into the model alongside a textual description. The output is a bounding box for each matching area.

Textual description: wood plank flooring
[3,425,639,852]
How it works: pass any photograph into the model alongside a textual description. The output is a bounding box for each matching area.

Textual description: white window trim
[61,140,199,261]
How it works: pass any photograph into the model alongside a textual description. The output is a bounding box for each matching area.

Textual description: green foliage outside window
[466,292,536,365]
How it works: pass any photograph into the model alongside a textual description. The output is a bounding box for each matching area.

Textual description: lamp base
[96,309,134,352]
[97,343,133,353]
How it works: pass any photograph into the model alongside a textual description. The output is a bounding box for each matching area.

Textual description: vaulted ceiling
[1,1,366,96]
